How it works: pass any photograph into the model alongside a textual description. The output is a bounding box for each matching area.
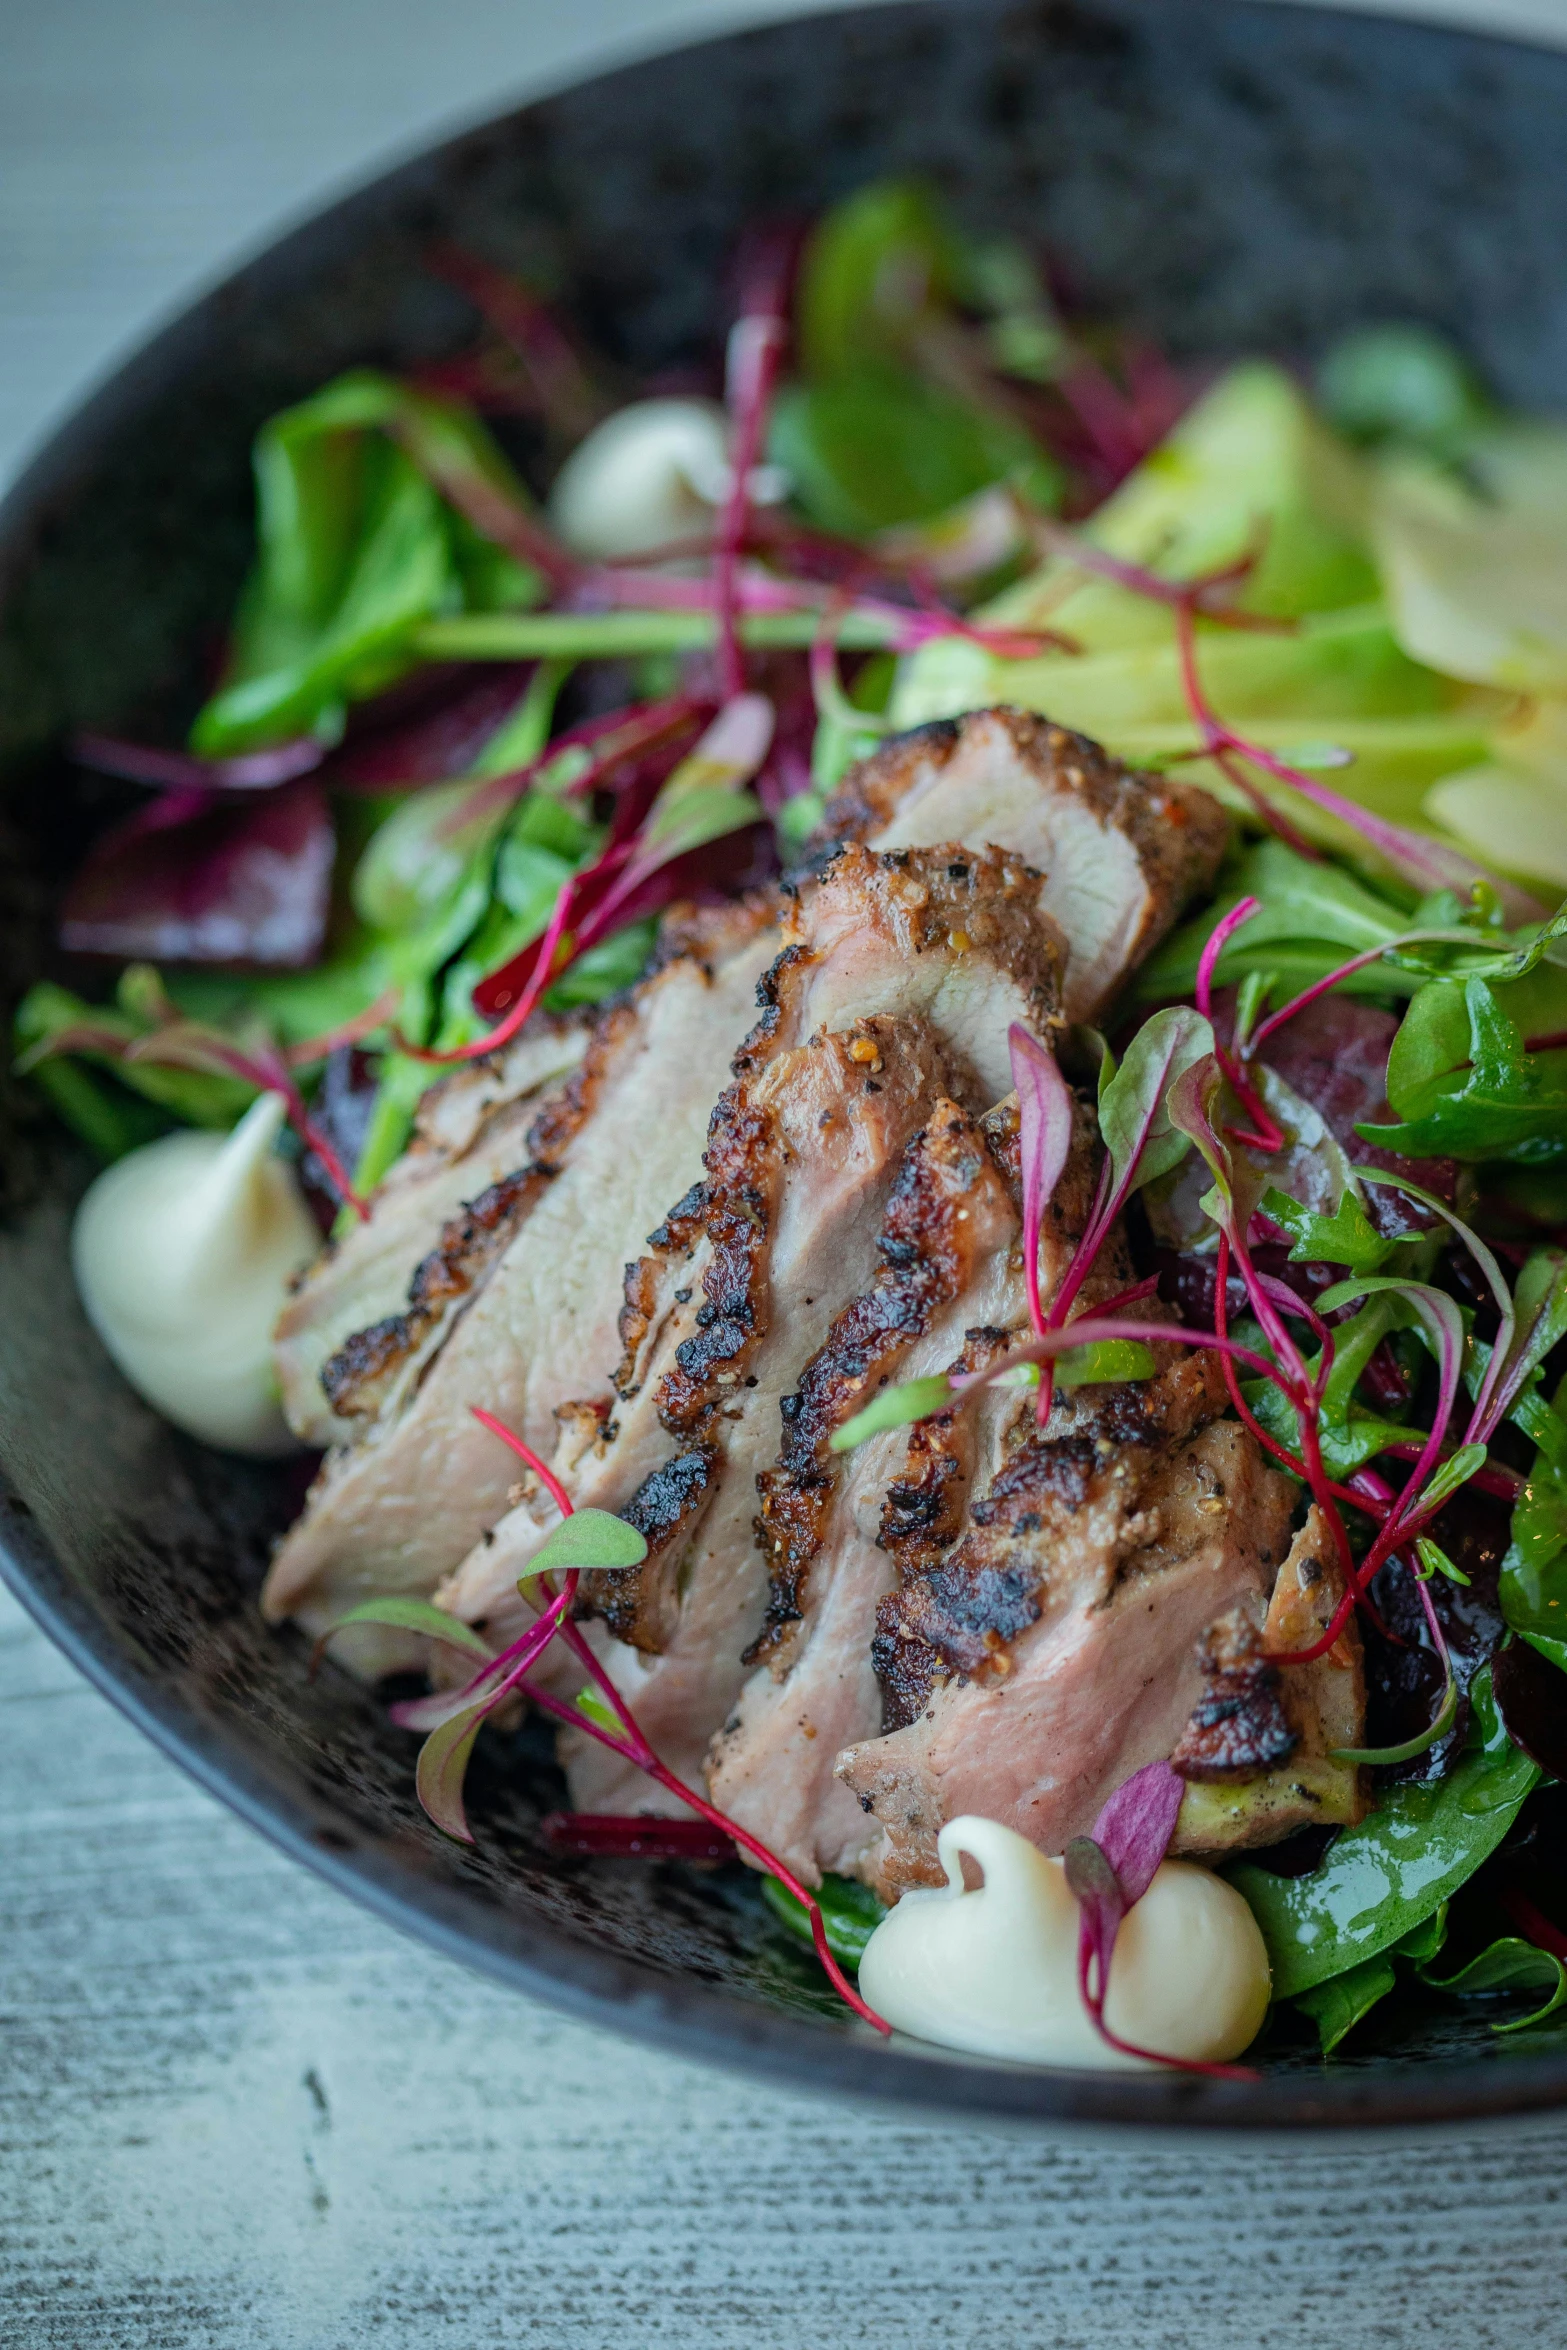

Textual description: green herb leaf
[1294,1951,1397,2057]
[761,1871,887,1969]
[829,1375,954,1453]
[1371,978,1567,1164]
[574,1686,623,1736]
[1260,1184,1401,1275]
[1055,1338,1158,1388]
[313,1595,493,1671]
[520,1509,649,1585]
[1418,1936,1567,2033]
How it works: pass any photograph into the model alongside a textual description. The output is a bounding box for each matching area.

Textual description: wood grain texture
[4,1585,1567,2348]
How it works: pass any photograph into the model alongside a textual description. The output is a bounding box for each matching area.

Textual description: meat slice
[1171,1503,1368,1854]
[705,1091,1107,1884]
[435,843,1065,1805]
[835,1356,1297,1899]
[259,901,780,1639]
[827,705,1227,1023]
[273,1018,590,1447]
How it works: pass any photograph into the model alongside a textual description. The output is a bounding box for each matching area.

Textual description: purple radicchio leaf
[60,776,334,966]
[1008,1022,1075,1338]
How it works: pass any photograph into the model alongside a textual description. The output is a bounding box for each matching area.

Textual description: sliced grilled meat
[273,1017,590,1447]
[820,705,1227,1023]
[705,1092,1105,1884]
[835,1355,1296,1898]
[259,902,780,1639]
[436,844,1065,1807]
[1171,1504,1368,1854]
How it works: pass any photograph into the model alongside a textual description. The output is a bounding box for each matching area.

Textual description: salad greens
[22,171,1567,2068]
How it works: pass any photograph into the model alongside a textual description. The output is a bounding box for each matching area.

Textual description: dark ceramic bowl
[4,0,1567,2132]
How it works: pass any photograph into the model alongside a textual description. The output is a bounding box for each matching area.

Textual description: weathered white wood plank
[4,1585,1567,2349]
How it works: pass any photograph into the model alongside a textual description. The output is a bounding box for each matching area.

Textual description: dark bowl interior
[5,0,1567,2131]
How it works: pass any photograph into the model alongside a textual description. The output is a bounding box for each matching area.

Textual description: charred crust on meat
[580,1447,718,1649]
[811,707,1227,912]
[1171,1607,1300,1781]
[745,1101,1018,1669]
[319,1162,548,1422]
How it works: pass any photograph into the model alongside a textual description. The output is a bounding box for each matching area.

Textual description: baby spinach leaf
[1294,1950,1397,2056]
[1370,978,1567,1163]
[762,1871,887,1968]
[192,371,545,756]
[1231,1669,1538,1999]
[1418,1936,1567,2033]
[769,366,1047,537]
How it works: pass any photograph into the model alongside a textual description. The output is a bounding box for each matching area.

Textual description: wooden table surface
[5,5,1567,2343]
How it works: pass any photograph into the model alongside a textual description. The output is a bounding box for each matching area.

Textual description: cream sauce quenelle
[72,1090,321,1457]
[857,1815,1271,2069]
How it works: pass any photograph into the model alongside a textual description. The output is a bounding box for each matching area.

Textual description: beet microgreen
[1008,1021,1075,1409]
[1062,1759,1257,2077]
[385,1406,891,2031]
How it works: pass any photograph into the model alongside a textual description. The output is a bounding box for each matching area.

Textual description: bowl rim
[5,0,1567,2135]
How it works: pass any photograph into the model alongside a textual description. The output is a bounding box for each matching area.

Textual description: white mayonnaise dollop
[72,1091,320,1456]
[547,397,786,561]
[857,1815,1270,2070]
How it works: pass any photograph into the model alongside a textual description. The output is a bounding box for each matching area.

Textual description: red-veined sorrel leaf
[1009,1021,1074,1340]
[415,1695,490,1844]
[1061,1758,1249,2076]
[1065,1766,1180,2000]
[60,777,334,967]
[311,1595,493,1676]
[520,1507,648,1585]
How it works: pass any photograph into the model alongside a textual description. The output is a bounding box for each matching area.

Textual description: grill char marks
[316,1049,603,1429]
[273,1015,591,1447]
[704,1085,1124,1885]
[436,842,1067,1812]
[587,1447,720,1649]
[748,1101,1017,1672]
[836,1353,1297,1900]
[824,705,1228,1023]
[259,905,780,1643]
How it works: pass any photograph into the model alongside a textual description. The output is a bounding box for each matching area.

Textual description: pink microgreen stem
[1247,930,1494,1056]
[713,299,789,700]
[284,987,401,1068]
[463,1409,889,2031]
[1194,895,1285,1151]
[1008,1024,1077,1423]
[1170,602,1522,906]
[396,868,578,1066]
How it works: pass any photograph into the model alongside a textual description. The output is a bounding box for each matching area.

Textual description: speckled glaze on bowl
[4,0,1567,2131]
